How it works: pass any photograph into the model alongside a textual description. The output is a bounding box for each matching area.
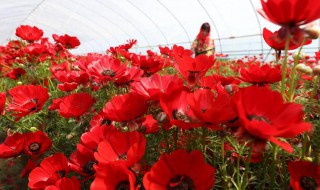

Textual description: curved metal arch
[196,0,223,53]
[76,0,132,41]
[156,0,191,42]
[96,0,151,47]
[126,0,169,45]
[249,0,264,58]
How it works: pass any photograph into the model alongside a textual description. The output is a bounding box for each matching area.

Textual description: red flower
[114,66,144,85]
[258,0,320,26]
[43,176,81,190]
[91,161,136,190]
[7,85,49,121]
[0,92,6,115]
[288,161,320,190]
[52,34,80,49]
[24,131,52,157]
[130,74,184,101]
[28,153,69,189]
[130,53,164,76]
[86,56,127,84]
[69,144,96,176]
[143,149,215,190]
[239,64,282,85]
[94,130,146,167]
[200,74,240,89]
[139,114,159,134]
[160,89,200,129]
[174,54,215,87]
[15,25,43,41]
[263,28,312,50]
[187,86,236,129]
[4,68,26,80]
[102,93,148,122]
[0,133,25,158]
[50,93,95,118]
[20,159,38,178]
[231,86,312,153]
[57,82,78,92]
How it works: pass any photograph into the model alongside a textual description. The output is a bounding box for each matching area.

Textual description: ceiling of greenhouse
[1,0,319,57]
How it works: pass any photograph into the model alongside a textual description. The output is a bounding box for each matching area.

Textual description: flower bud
[66,132,76,140]
[30,127,38,132]
[296,64,313,74]
[305,25,320,39]
[292,51,306,61]
[312,65,320,75]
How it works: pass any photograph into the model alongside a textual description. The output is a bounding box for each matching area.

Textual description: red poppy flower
[91,161,136,190]
[89,111,111,128]
[7,85,49,121]
[174,54,215,87]
[108,39,137,53]
[28,153,69,189]
[130,74,184,101]
[69,143,96,176]
[86,56,127,84]
[239,64,282,85]
[23,131,52,157]
[57,82,78,92]
[231,86,312,153]
[52,34,80,49]
[0,92,6,115]
[258,0,320,26]
[288,160,320,190]
[143,149,215,190]
[20,159,38,178]
[160,89,200,129]
[94,130,146,167]
[130,54,164,76]
[80,125,117,151]
[187,86,236,129]
[200,74,240,89]
[138,114,159,134]
[0,133,25,158]
[263,28,312,50]
[102,92,148,122]
[43,176,81,190]
[171,45,193,59]
[114,66,144,85]
[50,93,95,118]
[4,68,26,80]
[15,25,43,41]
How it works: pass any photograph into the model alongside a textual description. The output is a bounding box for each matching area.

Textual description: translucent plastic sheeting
[0,0,319,58]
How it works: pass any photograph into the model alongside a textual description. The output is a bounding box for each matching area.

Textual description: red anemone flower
[130,74,184,101]
[239,64,282,85]
[187,86,236,129]
[91,161,136,190]
[0,92,6,115]
[258,0,320,26]
[94,130,146,167]
[52,34,80,49]
[102,93,148,122]
[143,149,215,190]
[0,133,25,158]
[49,93,95,118]
[69,144,96,176]
[7,85,49,121]
[57,82,78,92]
[15,25,43,41]
[231,86,312,153]
[28,153,69,189]
[174,54,215,87]
[263,28,312,51]
[200,74,240,89]
[24,131,52,157]
[114,66,144,85]
[160,89,200,129]
[4,68,26,80]
[288,161,320,190]
[44,176,81,190]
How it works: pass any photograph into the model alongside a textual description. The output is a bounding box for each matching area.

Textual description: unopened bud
[30,127,38,132]
[312,65,320,75]
[293,51,306,61]
[305,25,320,39]
[66,132,76,140]
[296,64,312,74]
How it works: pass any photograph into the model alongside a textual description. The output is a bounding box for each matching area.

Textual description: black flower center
[247,114,271,124]
[29,142,41,152]
[56,170,66,178]
[116,181,130,190]
[101,69,116,77]
[299,176,318,190]
[172,110,190,122]
[167,175,195,190]
[82,161,96,175]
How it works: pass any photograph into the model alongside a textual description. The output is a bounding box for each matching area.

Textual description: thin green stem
[2,115,32,131]
[270,144,279,189]
[243,146,253,189]
[202,127,207,153]
[280,32,291,99]
[288,38,306,102]
[221,138,227,190]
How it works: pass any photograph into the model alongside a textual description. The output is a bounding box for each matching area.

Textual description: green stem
[2,115,32,131]
[243,146,253,189]
[280,32,291,99]
[202,127,207,153]
[161,127,170,153]
[270,144,279,189]
[221,138,227,190]
[288,38,306,102]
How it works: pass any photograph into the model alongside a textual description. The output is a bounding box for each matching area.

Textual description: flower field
[0,0,320,189]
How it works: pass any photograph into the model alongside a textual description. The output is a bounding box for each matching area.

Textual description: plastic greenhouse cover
[0,0,319,58]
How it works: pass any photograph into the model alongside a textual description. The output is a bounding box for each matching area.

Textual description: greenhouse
[0,0,320,189]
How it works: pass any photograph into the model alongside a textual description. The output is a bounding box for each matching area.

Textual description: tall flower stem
[270,144,279,189]
[242,146,253,190]
[280,32,291,99]
[221,138,228,190]
[202,127,207,153]
[288,38,306,102]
